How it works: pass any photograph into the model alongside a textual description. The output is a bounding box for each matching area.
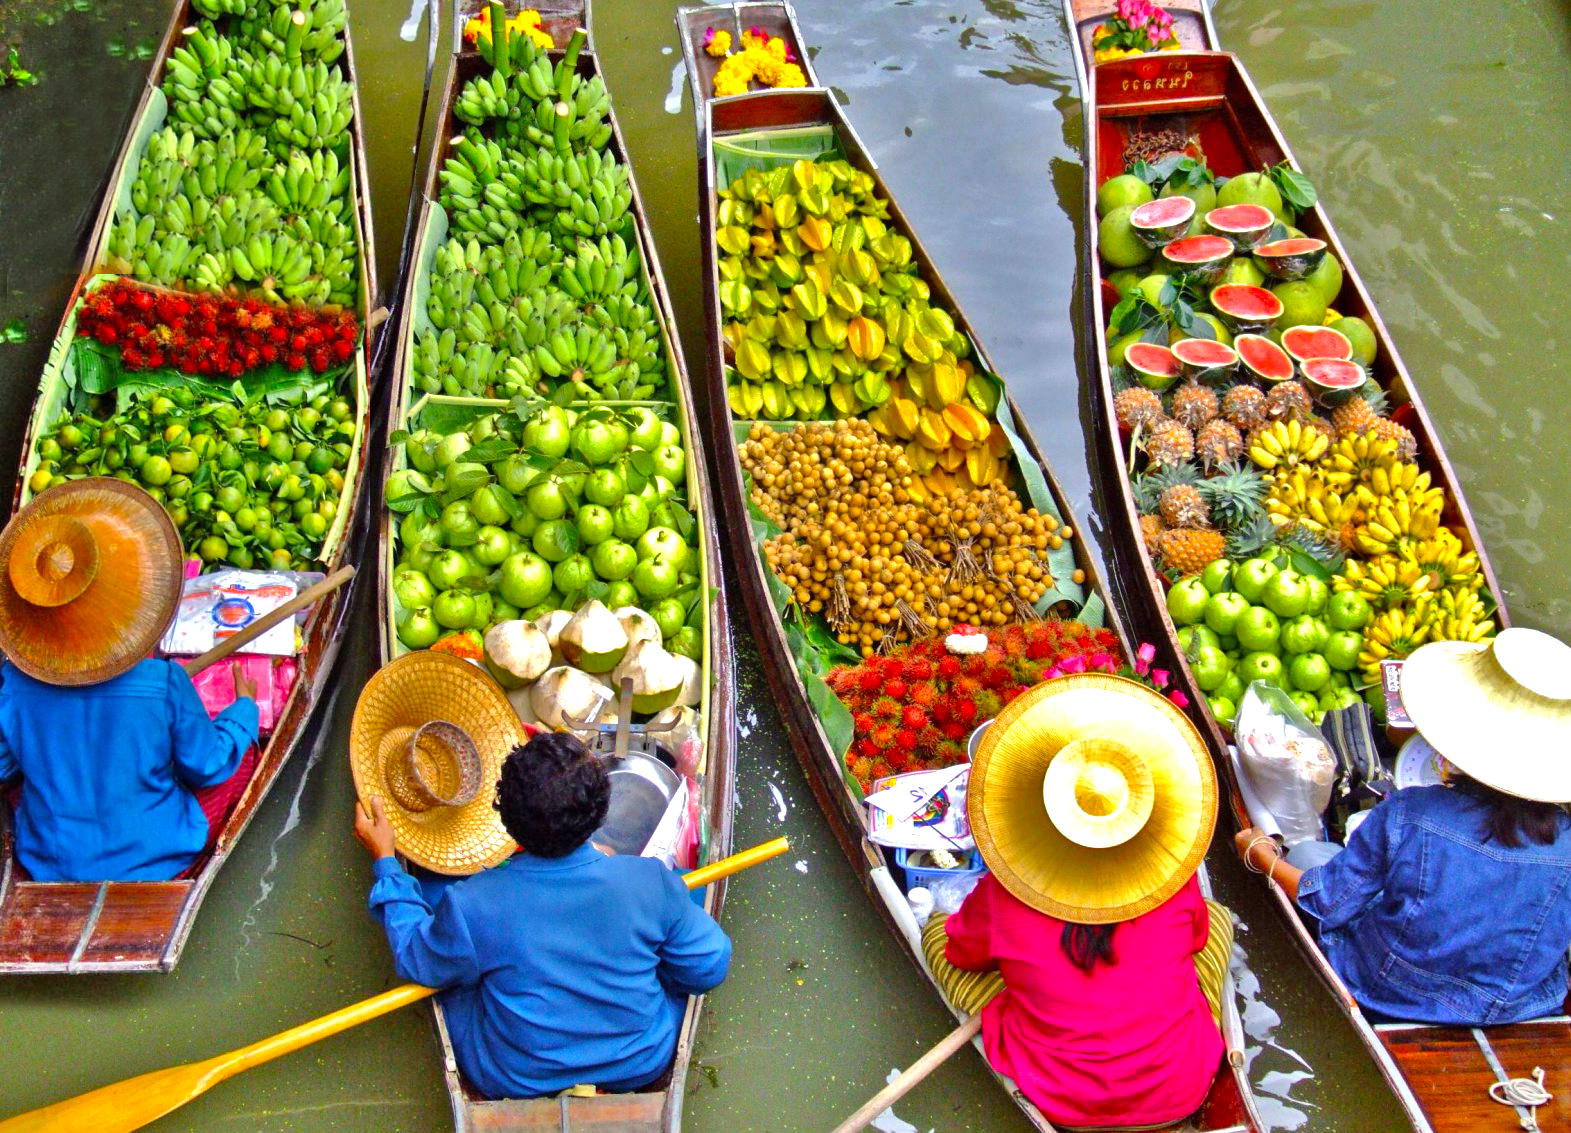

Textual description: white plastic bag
[1235,681,1336,846]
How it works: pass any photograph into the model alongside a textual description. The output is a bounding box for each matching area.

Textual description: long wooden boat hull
[1076,42,1529,1133]
[373,2,735,1128]
[0,0,377,975]
[1062,0,1220,120]
[678,5,1260,1129]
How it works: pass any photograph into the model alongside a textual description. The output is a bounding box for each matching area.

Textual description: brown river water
[0,0,1565,1129]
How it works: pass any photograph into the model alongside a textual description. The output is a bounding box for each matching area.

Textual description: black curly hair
[493,732,610,858]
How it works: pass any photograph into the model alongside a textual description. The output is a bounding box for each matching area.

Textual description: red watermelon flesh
[1162,236,1234,264]
[1281,325,1353,362]
[1171,338,1237,366]
[1206,204,1275,233]
[1255,237,1326,257]
[1211,284,1284,320]
[1234,334,1294,382]
[1130,196,1196,229]
[1300,358,1364,388]
[1125,342,1182,379]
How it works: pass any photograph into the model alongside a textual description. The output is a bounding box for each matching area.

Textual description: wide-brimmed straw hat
[1401,628,1571,803]
[968,674,1217,924]
[350,651,527,875]
[0,478,182,686]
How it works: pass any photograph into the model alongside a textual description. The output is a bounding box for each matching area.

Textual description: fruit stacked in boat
[1097,156,1496,728]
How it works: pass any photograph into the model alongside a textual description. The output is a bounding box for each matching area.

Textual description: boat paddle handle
[180,565,355,677]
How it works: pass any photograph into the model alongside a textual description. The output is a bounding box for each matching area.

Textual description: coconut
[483,621,552,689]
[531,665,612,731]
[557,600,629,673]
[612,639,685,714]
[613,606,663,649]
[671,653,702,708]
[533,609,573,651]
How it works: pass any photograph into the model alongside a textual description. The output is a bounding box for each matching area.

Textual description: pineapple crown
[1131,460,1200,513]
[1196,460,1267,532]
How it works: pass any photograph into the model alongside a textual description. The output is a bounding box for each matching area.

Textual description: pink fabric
[192,743,261,850]
[944,872,1223,1127]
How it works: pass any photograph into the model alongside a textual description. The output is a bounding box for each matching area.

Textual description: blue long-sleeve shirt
[369,845,731,1100]
[0,659,258,882]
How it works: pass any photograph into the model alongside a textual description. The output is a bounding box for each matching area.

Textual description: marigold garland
[704,24,807,96]
[463,6,554,51]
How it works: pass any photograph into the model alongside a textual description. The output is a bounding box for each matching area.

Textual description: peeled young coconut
[483,621,552,690]
[533,609,573,651]
[613,606,663,649]
[558,600,629,673]
[611,638,685,714]
[670,653,701,708]
[531,665,612,731]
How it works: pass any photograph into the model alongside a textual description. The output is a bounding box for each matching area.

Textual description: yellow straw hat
[1400,628,1571,803]
[0,478,182,686]
[968,674,1217,925]
[350,652,527,875]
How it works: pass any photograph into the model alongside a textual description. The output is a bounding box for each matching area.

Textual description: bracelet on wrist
[1242,834,1281,875]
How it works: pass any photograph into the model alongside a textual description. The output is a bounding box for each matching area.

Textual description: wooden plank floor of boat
[0,878,190,971]
[465,1093,662,1131]
[1378,1020,1571,1131]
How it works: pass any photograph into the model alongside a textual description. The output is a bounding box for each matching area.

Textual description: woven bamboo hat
[350,651,526,875]
[1401,629,1571,803]
[0,478,182,686]
[968,674,1216,924]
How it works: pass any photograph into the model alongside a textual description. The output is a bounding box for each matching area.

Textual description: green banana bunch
[191,0,250,18]
[558,235,636,302]
[240,0,348,64]
[266,148,352,219]
[454,69,513,126]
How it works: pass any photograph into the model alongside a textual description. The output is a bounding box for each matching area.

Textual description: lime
[1161,178,1218,216]
[1099,204,1154,269]
[1330,316,1377,366]
[1096,174,1153,219]
[1215,172,1285,222]
[1219,257,1265,289]
[1271,280,1328,330]
[1305,252,1344,306]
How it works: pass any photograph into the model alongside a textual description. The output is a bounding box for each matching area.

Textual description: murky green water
[0,0,1565,1129]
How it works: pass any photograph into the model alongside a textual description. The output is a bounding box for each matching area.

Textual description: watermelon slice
[1209,284,1284,334]
[1300,357,1366,407]
[1124,342,1182,391]
[1253,237,1328,280]
[1161,236,1234,285]
[1281,325,1353,365]
[1171,337,1239,386]
[1234,334,1295,385]
[1130,196,1196,249]
[1205,204,1275,250]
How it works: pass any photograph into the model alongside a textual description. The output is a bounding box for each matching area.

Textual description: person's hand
[232,662,259,703]
[1234,827,1280,872]
[354,796,397,860]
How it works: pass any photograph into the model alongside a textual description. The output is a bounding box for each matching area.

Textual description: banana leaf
[712,125,842,187]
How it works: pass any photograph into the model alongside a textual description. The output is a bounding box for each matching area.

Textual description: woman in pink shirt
[925,675,1227,1128]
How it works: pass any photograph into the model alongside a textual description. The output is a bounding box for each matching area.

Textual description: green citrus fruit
[1220,257,1265,289]
[1160,179,1218,216]
[1330,316,1377,366]
[1099,204,1155,269]
[1097,174,1154,219]
[1215,172,1285,222]
[1107,269,1143,299]
[1168,312,1232,347]
[1134,272,1172,308]
[1108,329,1145,367]
[1272,280,1328,330]
[1305,252,1344,306]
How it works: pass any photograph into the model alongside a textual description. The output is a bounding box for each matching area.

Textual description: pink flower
[1146,24,1164,43]
[703,26,717,46]
[1059,655,1088,676]
[1151,668,1171,689]
[1088,651,1118,672]
[1135,642,1155,675]
[1169,689,1191,709]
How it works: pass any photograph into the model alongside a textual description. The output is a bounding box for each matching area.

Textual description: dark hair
[1452,774,1567,849]
[1061,922,1118,973]
[493,732,609,858]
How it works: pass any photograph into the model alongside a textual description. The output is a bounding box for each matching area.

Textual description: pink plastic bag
[189,657,299,736]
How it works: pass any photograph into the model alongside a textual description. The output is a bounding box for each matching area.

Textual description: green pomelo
[1220,257,1265,289]
[1099,204,1155,269]
[1098,174,1154,219]
[1134,272,1172,307]
[1160,179,1218,215]
[1107,269,1143,299]
[1271,280,1328,330]
[1108,329,1144,367]
[1215,172,1285,222]
[1168,312,1233,347]
[1305,252,1344,306]
[1331,316,1378,366]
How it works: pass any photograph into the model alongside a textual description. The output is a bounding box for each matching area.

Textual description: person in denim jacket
[1234,629,1571,1026]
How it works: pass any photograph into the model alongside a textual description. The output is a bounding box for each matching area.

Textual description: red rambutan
[956,699,978,723]
[884,677,908,701]
[909,683,938,710]
[895,729,918,750]
[902,706,927,730]
[871,696,901,720]
[857,669,882,694]
[903,659,932,681]
[937,656,961,680]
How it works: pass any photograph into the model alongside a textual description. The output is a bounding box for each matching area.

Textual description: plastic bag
[160,569,323,657]
[1235,681,1337,846]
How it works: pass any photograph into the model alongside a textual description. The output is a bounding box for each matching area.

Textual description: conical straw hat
[350,652,526,875]
[0,478,182,685]
[968,674,1217,924]
[1401,628,1571,803]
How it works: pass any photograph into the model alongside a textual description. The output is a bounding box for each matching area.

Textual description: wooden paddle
[0,834,789,1133]
[180,565,355,677]
[828,1013,984,1133]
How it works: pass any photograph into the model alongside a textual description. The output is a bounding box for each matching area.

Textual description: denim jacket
[1299,784,1571,1025]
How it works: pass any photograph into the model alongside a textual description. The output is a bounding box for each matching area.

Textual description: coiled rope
[1488,1066,1551,1132]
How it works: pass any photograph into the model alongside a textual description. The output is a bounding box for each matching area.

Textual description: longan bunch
[743,420,1076,656]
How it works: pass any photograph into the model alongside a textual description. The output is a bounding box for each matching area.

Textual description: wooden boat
[0,0,377,974]
[1062,0,1219,120]
[373,1,737,1128]
[677,5,1260,1130]
[1069,22,1539,1131]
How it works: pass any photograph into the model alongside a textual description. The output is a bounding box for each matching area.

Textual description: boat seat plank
[77,882,191,968]
[469,1092,665,1131]
[1379,1022,1571,1131]
[0,882,100,967]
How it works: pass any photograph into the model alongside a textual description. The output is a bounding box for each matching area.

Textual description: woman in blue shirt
[357,730,732,1099]
[1235,629,1571,1025]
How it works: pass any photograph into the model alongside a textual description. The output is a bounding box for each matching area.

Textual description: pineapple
[1372,417,1418,460]
[1224,513,1275,561]
[1330,396,1380,436]
[1114,387,1165,432]
[1139,513,1166,553]
[1158,483,1211,529]
[1276,520,1347,570]
[1144,419,1195,468]
[1131,460,1200,513]
[1195,418,1244,469]
[1198,461,1266,532]
[1169,381,1219,431]
[1221,384,1268,431]
[1155,526,1227,575]
[1265,380,1313,422]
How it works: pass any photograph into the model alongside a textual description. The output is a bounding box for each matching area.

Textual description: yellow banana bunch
[1418,586,1496,644]
[1398,530,1482,591]
[1267,467,1363,542]
[1359,605,1434,684]
[1335,555,1436,611]
[1248,419,1329,470]
[1352,488,1445,556]
[1365,460,1432,502]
